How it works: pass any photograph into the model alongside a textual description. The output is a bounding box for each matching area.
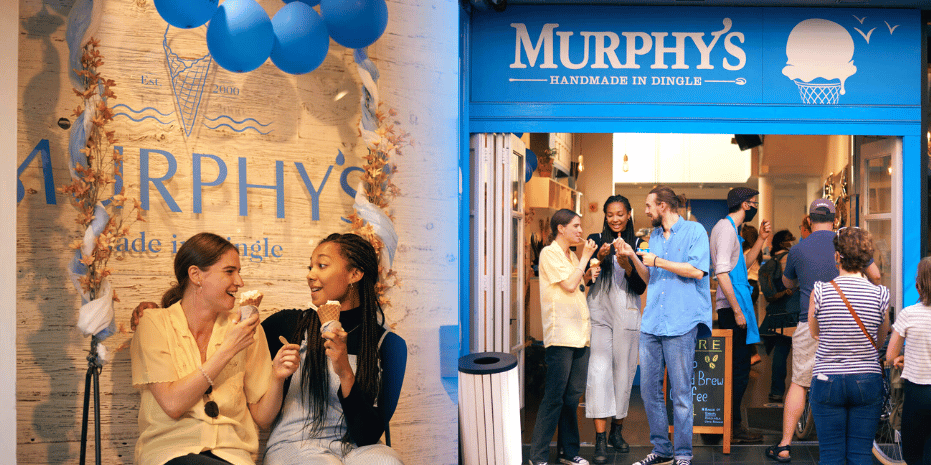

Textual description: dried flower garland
[59,38,142,360]
[347,50,411,308]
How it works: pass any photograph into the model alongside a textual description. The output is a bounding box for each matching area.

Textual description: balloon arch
[153,0,389,74]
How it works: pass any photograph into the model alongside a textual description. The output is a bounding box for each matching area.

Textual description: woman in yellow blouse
[528,209,599,465]
[131,233,299,465]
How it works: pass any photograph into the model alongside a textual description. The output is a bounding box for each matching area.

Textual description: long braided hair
[590,195,637,298]
[290,233,385,444]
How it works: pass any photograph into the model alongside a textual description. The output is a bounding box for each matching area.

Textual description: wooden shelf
[525,177,581,212]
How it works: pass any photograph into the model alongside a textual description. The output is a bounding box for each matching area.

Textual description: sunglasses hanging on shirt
[204,385,219,418]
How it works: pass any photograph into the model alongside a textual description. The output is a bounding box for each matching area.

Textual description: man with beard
[631,186,712,465]
[710,187,770,444]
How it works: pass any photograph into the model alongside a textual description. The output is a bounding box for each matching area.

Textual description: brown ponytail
[649,185,687,211]
[160,232,237,308]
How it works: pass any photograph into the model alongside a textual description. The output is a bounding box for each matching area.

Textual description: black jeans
[769,335,791,397]
[902,379,931,465]
[529,345,590,462]
[717,307,750,427]
[165,451,231,465]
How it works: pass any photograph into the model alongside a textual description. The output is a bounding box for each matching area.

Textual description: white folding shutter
[469,133,512,353]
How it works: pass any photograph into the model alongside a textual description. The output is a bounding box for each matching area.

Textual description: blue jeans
[639,327,698,460]
[529,345,590,462]
[810,373,884,465]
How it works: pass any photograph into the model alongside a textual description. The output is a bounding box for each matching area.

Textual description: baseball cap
[726,187,759,209]
[809,198,836,215]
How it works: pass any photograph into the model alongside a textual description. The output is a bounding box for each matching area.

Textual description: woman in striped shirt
[809,227,891,465]
[886,256,931,465]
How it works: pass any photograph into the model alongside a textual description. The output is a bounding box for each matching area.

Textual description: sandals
[766,444,791,463]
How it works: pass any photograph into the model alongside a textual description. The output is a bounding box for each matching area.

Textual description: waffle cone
[316,301,341,324]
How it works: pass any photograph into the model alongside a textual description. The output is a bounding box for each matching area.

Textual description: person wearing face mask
[583,196,647,463]
[710,187,771,444]
[758,230,799,403]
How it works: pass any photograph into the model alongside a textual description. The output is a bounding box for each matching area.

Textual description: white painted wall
[613,133,751,184]
[2,0,17,463]
[576,134,614,236]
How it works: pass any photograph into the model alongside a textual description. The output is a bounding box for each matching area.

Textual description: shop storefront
[459,4,927,382]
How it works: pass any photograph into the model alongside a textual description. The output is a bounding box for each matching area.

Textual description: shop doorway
[468,132,905,447]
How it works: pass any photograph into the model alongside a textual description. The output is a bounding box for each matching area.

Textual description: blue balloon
[283,0,321,5]
[513,132,523,138]
[154,0,218,29]
[155,0,217,29]
[207,0,274,73]
[525,148,538,181]
[320,0,388,49]
[271,3,329,75]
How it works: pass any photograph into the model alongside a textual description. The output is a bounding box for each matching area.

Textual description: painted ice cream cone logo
[163,26,212,137]
[783,19,857,105]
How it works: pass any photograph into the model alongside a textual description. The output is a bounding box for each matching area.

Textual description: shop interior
[478,132,901,447]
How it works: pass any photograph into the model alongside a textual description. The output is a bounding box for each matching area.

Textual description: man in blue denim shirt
[631,186,712,465]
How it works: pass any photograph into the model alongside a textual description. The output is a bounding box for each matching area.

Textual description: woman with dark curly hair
[808,227,891,465]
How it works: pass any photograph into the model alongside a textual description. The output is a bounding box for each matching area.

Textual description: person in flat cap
[711,186,771,443]
[767,198,881,463]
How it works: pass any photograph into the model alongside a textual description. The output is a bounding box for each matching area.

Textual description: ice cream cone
[238,290,263,320]
[316,300,342,334]
[162,27,212,137]
[793,80,841,105]
[782,19,856,105]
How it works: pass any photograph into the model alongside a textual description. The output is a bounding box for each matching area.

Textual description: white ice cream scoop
[238,290,263,320]
[315,300,343,334]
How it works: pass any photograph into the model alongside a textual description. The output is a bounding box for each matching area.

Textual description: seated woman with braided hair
[261,233,403,465]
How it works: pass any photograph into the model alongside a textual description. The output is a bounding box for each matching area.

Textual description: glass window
[866,155,892,214]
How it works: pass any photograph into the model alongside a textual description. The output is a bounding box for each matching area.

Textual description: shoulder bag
[828,279,889,402]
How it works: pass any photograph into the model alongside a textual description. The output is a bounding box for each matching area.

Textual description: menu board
[666,329,733,452]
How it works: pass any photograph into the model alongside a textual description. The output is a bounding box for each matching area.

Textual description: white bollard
[459,352,521,465]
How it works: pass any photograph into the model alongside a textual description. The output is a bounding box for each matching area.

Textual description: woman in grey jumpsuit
[585,195,647,464]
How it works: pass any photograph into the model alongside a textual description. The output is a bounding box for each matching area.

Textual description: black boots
[593,432,609,464]
[609,422,629,453]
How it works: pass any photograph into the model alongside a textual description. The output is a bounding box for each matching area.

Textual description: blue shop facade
[457,4,928,386]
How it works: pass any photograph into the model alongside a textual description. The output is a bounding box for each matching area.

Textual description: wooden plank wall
[16,0,461,463]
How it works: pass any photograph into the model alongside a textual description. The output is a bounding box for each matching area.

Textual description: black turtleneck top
[262,307,386,446]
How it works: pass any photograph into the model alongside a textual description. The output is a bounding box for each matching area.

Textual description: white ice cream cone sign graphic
[783,19,857,105]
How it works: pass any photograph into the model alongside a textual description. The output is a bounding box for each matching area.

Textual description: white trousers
[585,304,641,419]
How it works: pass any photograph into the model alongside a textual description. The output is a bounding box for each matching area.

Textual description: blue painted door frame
[458,6,927,356]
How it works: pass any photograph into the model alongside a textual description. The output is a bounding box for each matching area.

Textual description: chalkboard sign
[665,329,733,453]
